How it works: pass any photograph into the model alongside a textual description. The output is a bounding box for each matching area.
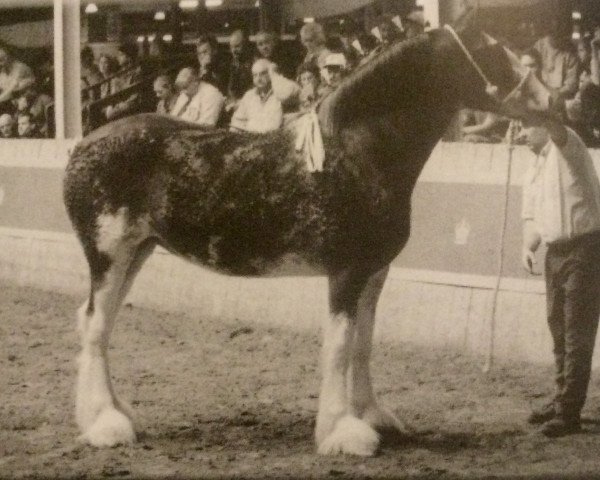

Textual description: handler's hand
[521,247,538,274]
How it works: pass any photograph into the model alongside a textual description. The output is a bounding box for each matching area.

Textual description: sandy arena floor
[3,282,600,479]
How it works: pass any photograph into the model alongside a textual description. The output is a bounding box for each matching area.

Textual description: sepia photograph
[3,0,600,478]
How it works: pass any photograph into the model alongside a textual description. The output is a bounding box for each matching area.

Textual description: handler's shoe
[540,417,581,437]
[527,402,556,425]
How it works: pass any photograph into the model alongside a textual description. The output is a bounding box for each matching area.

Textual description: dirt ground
[3,283,600,479]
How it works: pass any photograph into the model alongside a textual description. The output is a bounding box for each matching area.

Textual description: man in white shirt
[521,116,600,437]
[172,67,224,127]
[230,59,292,133]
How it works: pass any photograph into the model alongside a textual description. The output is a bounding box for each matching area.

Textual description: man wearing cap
[521,113,600,437]
[172,67,224,127]
[319,53,347,97]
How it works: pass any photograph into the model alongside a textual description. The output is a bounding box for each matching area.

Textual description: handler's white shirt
[172,82,224,127]
[522,127,600,244]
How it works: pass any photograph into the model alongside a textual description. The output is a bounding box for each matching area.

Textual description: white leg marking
[316,304,380,456]
[76,210,153,447]
[76,264,137,447]
[315,312,354,446]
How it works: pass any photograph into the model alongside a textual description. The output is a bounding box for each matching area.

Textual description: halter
[443,24,496,95]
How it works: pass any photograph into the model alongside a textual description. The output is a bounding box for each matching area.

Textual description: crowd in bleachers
[0,41,54,138]
[77,13,600,147]
[79,12,426,135]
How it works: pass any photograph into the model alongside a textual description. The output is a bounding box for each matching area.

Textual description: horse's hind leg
[75,210,154,447]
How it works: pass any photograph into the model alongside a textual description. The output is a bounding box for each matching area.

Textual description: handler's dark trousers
[545,231,600,420]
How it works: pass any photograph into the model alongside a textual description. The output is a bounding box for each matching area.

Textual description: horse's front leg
[316,269,379,456]
[347,265,412,436]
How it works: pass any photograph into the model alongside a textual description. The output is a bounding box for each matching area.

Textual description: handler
[521,113,600,437]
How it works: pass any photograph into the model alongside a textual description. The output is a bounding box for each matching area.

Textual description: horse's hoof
[78,408,136,447]
[317,415,379,456]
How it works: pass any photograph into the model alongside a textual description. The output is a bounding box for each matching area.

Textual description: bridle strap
[444,24,494,91]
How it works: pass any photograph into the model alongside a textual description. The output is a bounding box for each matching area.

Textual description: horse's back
[77,113,218,148]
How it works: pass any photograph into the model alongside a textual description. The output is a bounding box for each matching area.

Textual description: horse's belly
[157,233,325,278]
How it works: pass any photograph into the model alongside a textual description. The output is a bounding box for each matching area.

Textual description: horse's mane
[319,34,434,136]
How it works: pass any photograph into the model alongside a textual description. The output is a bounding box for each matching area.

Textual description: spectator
[337,19,362,69]
[296,62,321,112]
[575,39,591,73]
[254,31,294,79]
[81,46,102,101]
[0,42,35,111]
[230,59,288,133]
[299,22,331,72]
[97,53,118,98]
[14,85,53,137]
[16,112,40,138]
[319,53,347,97]
[0,113,14,138]
[533,22,578,100]
[153,75,178,116]
[223,30,254,114]
[591,36,600,86]
[104,43,143,121]
[376,14,403,47]
[172,67,224,127]
[520,48,543,80]
[404,9,426,39]
[196,34,225,91]
[146,36,172,72]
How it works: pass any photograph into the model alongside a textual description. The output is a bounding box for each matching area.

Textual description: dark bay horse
[63,14,536,456]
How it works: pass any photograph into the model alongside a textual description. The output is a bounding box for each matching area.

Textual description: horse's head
[444,7,552,120]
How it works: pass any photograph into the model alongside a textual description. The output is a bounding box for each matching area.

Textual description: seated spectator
[153,75,178,116]
[0,42,35,112]
[319,53,348,97]
[81,46,102,101]
[520,48,543,80]
[296,62,321,112]
[300,22,332,72]
[591,36,600,86]
[196,34,225,91]
[533,22,578,100]
[575,39,591,74]
[337,19,363,70]
[374,14,403,48]
[14,85,53,137]
[16,112,41,138]
[0,113,14,138]
[566,67,600,146]
[172,67,224,127]
[97,53,118,98]
[104,43,142,121]
[404,9,426,39]
[254,31,294,79]
[223,30,254,115]
[230,59,287,133]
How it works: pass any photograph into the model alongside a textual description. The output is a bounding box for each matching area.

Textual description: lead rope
[444,24,495,92]
[482,120,518,373]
